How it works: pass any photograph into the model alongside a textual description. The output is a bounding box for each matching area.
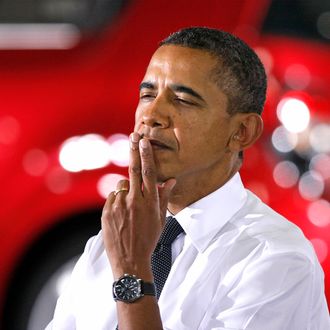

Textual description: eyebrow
[139,81,205,103]
[139,81,155,91]
[171,84,205,102]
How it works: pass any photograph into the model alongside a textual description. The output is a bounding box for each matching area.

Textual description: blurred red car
[0,0,329,328]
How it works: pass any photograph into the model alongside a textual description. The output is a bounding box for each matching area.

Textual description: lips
[139,131,175,150]
[149,139,172,150]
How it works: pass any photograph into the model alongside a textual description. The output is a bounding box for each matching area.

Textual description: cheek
[177,120,229,155]
[174,120,206,154]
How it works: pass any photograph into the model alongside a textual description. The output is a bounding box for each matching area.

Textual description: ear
[229,113,263,152]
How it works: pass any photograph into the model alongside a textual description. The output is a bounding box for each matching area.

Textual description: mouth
[148,139,173,150]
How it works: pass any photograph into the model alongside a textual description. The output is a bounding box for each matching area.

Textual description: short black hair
[160,27,267,116]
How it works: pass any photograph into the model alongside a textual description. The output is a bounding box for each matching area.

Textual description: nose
[140,96,170,129]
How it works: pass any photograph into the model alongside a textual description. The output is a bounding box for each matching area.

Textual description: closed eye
[174,97,196,106]
[140,93,156,101]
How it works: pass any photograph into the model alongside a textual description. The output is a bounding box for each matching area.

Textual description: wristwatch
[112,274,156,303]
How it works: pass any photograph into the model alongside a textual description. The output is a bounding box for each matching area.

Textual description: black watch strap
[142,281,156,296]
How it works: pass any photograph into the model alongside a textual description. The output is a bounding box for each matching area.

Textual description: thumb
[158,178,176,216]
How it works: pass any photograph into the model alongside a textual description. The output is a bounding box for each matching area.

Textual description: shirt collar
[172,172,247,253]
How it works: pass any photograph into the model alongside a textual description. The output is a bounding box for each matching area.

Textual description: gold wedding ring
[114,188,129,196]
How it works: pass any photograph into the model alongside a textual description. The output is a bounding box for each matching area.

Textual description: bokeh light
[273,161,300,188]
[23,149,49,176]
[59,134,111,172]
[309,123,330,153]
[308,199,330,228]
[284,64,311,90]
[277,98,310,133]
[108,134,129,167]
[59,133,130,172]
[271,126,298,153]
[298,171,324,200]
[309,153,330,179]
[97,173,127,199]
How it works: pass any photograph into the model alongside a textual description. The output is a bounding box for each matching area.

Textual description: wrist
[112,263,154,282]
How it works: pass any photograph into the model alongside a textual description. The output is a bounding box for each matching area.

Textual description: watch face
[113,275,141,302]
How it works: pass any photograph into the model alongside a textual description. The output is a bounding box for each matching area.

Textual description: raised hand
[101,132,176,280]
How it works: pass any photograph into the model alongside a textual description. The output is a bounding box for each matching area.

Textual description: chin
[156,169,174,184]
[156,174,170,184]
[155,162,178,184]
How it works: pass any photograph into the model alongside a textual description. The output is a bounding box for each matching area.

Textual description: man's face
[134,45,237,185]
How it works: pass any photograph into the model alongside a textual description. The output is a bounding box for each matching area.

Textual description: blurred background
[0,0,329,328]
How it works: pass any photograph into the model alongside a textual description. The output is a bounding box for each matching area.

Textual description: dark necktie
[151,216,184,299]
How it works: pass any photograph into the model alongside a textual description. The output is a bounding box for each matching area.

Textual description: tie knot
[158,216,184,246]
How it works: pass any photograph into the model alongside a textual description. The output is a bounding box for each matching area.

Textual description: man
[47,27,330,329]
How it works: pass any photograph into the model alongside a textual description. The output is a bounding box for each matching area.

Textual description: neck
[167,163,239,215]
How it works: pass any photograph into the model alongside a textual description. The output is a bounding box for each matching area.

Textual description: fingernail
[140,138,148,149]
[130,132,140,143]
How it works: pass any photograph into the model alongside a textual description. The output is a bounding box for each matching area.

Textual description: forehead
[143,45,218,86]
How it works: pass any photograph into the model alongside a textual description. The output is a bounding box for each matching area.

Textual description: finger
[107,191,116,204]
[114,179,130,199]
[115,179,129,191]
[158,178,176,217]
[128,132,143,196]
[102,191,116,221]
[103,178,129,213]
[139,138,157,198]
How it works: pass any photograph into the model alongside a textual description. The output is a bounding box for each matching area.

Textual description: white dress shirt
[47,173,330,330]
